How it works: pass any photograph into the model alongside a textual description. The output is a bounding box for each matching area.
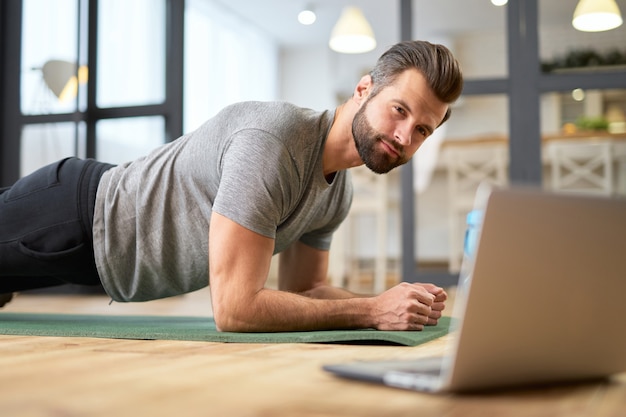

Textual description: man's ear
[353,74,373,104]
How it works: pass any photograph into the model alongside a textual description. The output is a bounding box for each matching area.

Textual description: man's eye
[394,106,405,115]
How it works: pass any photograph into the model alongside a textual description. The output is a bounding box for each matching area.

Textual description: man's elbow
[214,318,243,333]
[212,303,251,332]
[212,303,233,332]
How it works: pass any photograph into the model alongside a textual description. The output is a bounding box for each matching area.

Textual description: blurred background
[1,0,625,293]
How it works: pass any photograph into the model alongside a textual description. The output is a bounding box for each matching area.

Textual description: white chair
[445,142,508,273]
[343,165,390,294]
[616,153,626,196]
[548,140,613,196]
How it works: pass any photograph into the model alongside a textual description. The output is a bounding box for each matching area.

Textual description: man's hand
[370,283,447,331]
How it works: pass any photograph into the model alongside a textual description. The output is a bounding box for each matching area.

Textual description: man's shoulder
[227,100,303,110]
[221,101,331,143]
[224,101,319,121]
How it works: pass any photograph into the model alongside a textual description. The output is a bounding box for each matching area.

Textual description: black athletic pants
[0,157,114,293]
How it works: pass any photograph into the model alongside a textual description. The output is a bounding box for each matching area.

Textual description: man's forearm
[214,286,375,332]
[213,283,444,333]
[300,284,367,300]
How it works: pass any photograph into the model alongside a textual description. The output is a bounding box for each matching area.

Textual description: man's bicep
[214,132,295,239]
[208,212,275,327]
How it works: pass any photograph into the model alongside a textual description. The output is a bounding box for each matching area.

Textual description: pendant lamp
[572,0,623,32]
[329,6,376,54]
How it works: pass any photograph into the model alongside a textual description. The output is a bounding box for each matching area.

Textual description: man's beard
[352,103,407,174]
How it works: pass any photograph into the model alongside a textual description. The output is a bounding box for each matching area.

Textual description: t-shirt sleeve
[298,221,343,251]
[298,183,352,251]
[212,129,298,239]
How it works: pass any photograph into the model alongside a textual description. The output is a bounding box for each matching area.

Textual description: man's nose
[394,122,413,146]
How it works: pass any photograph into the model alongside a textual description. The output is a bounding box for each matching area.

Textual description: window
[97,0,166,108]
[2,0,182,181]
[184,0,279,133]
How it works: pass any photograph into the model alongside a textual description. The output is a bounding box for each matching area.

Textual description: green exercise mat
[0,312,451,346]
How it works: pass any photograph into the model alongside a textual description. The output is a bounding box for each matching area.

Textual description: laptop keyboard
[388,357,444,376]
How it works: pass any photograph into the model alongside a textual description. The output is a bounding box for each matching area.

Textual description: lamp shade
[42,60,76,98]
[329,6,376,54]
[572,0,623,32]
[41,60,88,102]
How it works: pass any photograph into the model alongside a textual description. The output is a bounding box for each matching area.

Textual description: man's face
[352,69,449,174]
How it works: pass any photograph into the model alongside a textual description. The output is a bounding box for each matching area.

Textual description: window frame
[0,0,184,185]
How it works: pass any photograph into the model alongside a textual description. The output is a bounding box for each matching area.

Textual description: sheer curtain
[184,0,279,134]
[20,0,81,175]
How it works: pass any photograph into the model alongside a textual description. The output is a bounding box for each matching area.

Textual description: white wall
[184,0,279,133]
[279,46,336,110]
[279,45,388,110]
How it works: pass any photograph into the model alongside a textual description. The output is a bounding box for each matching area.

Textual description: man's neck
[323,102,363,178]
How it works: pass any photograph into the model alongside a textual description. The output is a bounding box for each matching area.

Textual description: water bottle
[460,209,483,286]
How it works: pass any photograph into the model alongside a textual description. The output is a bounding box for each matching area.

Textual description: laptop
[323,186,626,393]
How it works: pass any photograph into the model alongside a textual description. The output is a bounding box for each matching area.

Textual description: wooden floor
[1,287,625,417]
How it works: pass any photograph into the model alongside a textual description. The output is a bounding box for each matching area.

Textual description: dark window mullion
[164,0,184,142]
[507,0,542,185]
[85,0,98,159]
[91,104,173,120]
[0,0,23,186]
[540,70,626,92]
[462,79,509,96]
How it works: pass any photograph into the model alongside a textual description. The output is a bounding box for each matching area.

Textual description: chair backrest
[444,142,509,273]
[548,140,613,196]
[345,164,391,294]
[445,143,509,203]
[349,164,388,212]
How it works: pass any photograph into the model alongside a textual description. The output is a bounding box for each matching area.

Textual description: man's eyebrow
[396,99,413,114]
[396,99,434,135]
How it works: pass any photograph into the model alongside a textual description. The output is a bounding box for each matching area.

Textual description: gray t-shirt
[93,101,353,302]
